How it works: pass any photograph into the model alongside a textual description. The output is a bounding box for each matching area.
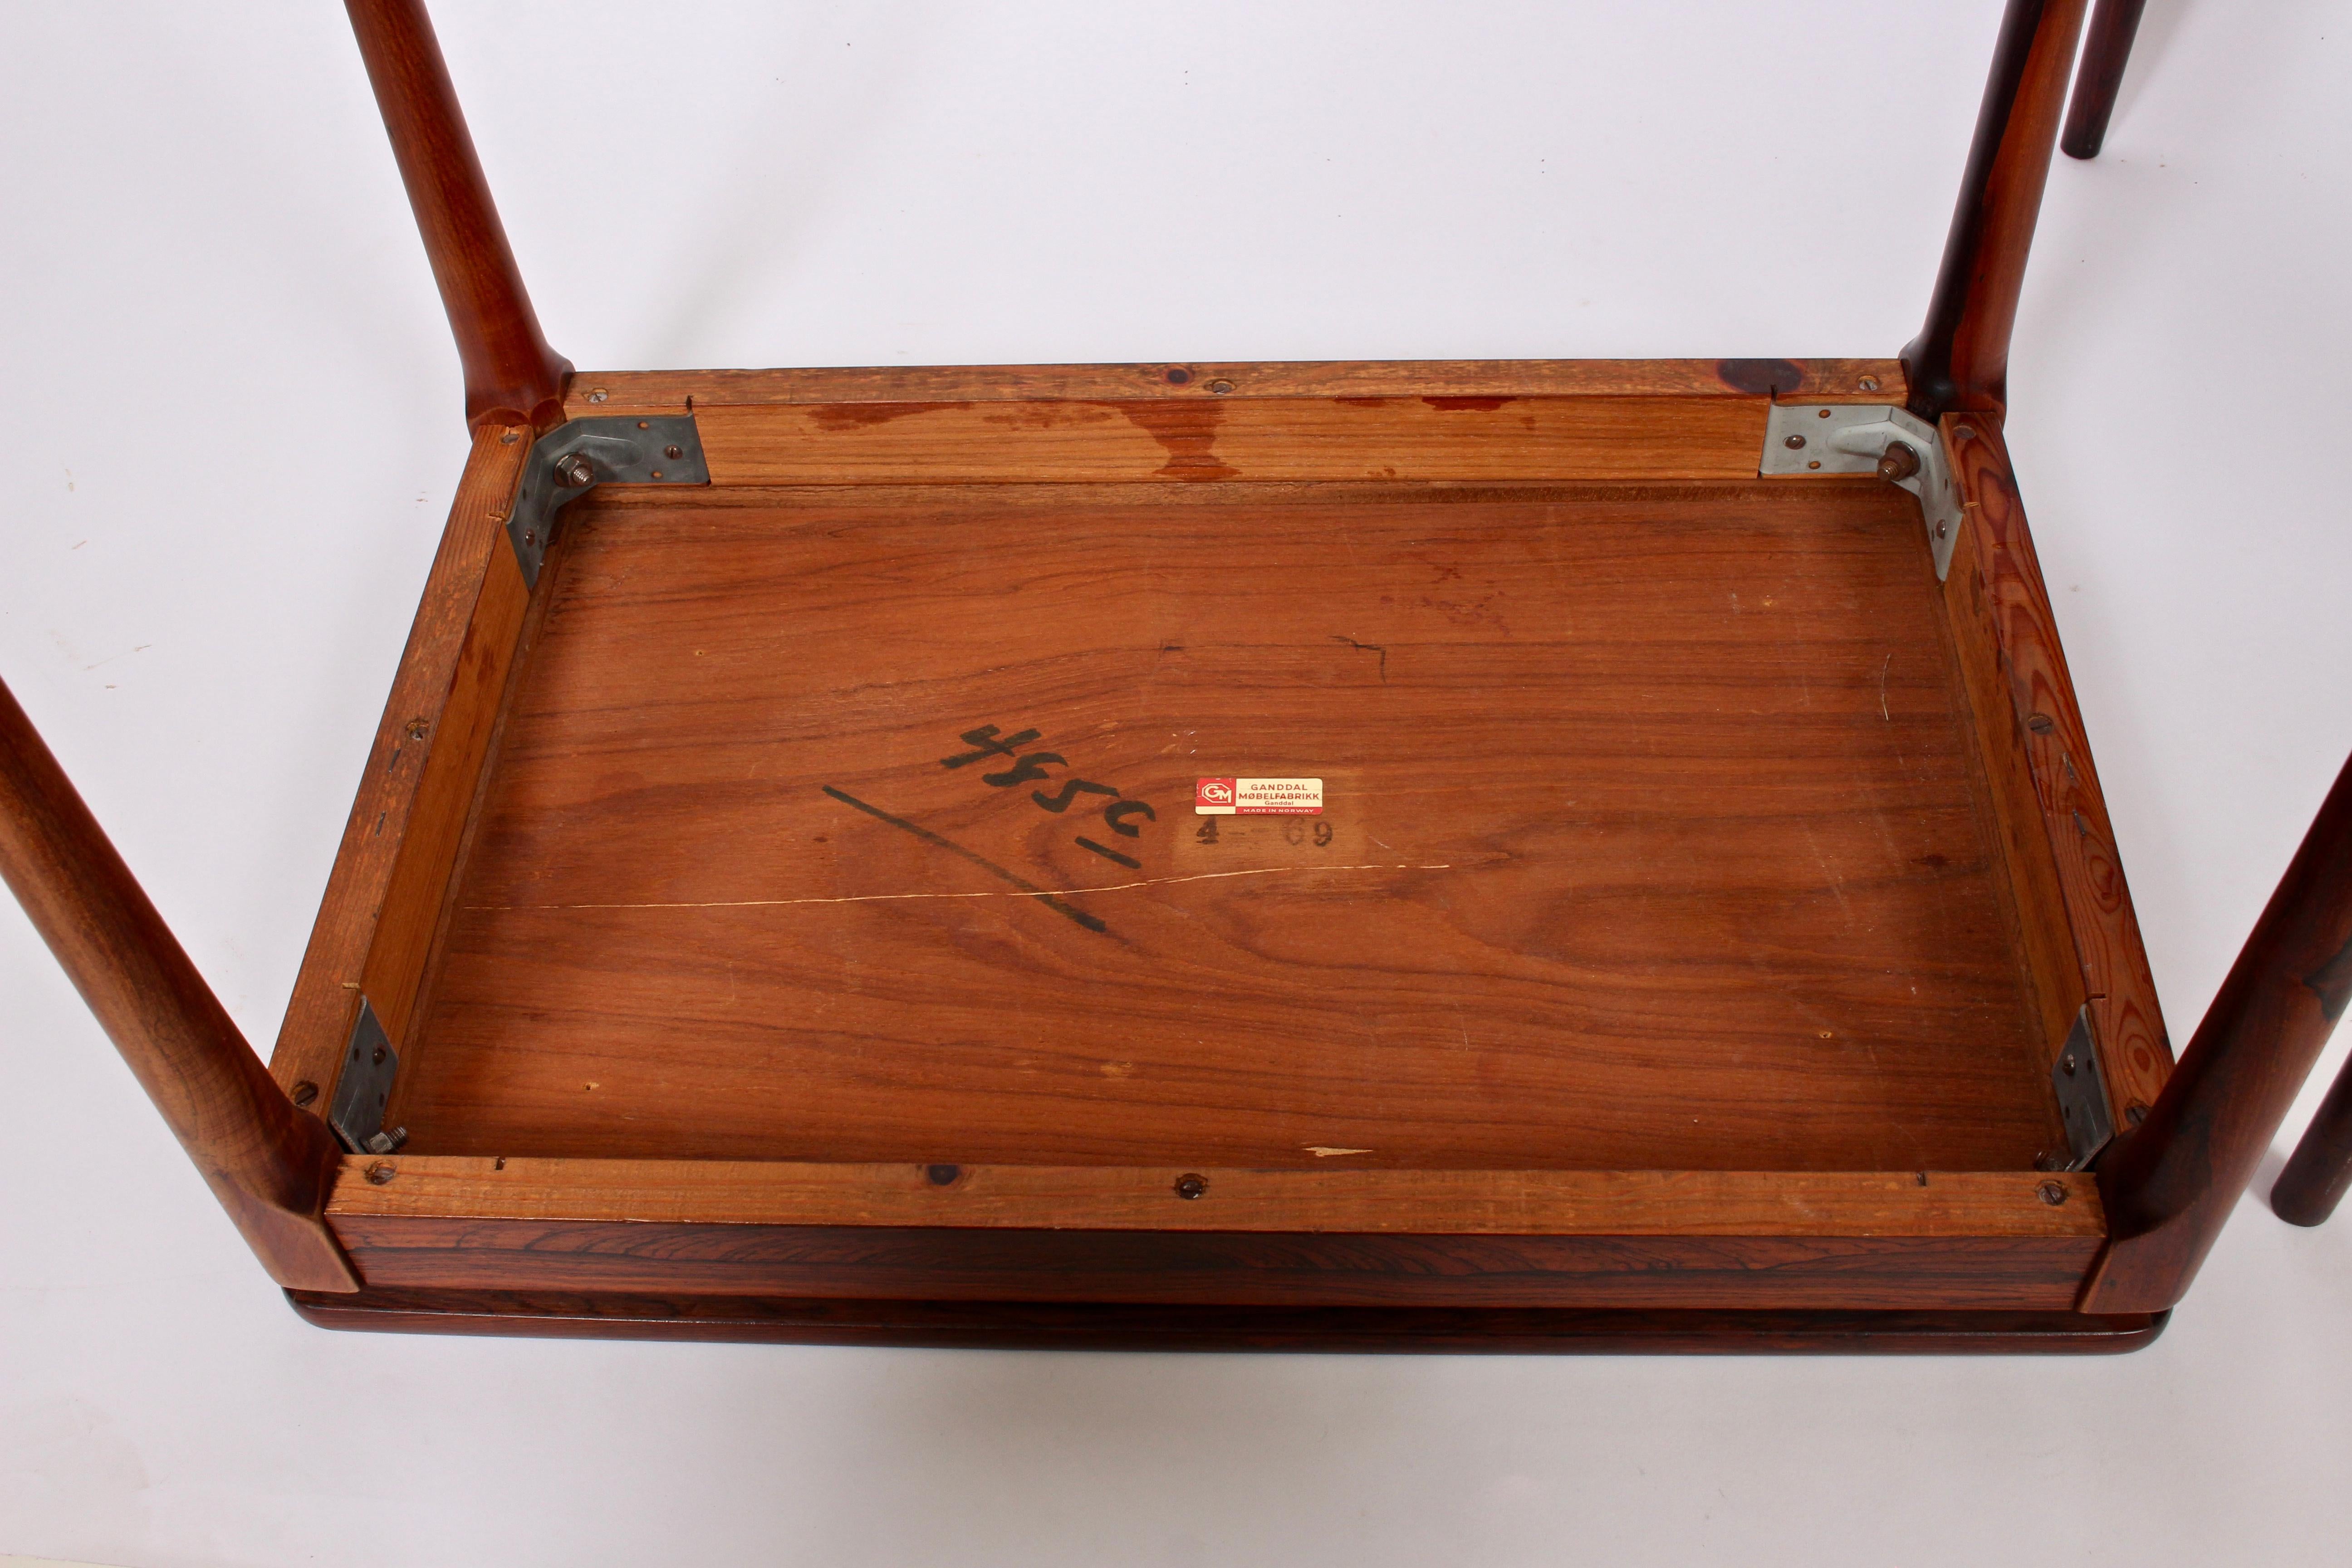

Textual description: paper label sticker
[1196,777,1323,815]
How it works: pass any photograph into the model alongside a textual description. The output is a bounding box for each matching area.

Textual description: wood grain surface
[561,359,1907,418]
[329,1215,2100,1311]
[2089,750,2352,1309]
[1945,416,2172,1122]
[1903,0,2088,417]
[690,396,1768,487]
[270,424,530,1099]
[0,678,356,1290]
[285,1286,2169,1353]
[328,1157,2102,1237]
[387,477,2068,1171]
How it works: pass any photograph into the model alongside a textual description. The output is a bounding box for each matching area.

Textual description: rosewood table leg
[2273,1053,2352,1225]
[2062,0,2149,160]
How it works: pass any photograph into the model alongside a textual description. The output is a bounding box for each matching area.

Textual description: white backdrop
[3,4,2348,1564]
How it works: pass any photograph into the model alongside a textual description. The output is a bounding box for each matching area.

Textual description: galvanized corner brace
[506,414,710,587]
[328,997,406,1156]
[1759,404,1965,579]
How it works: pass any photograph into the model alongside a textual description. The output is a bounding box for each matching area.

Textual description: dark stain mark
[1165,367,1194,385]
[2304,931,2352,1022]
[1117,402,1237,479]
[1913,853,1950,869]
[926,1162,961,1186]
[1334,397,1390,409]
[820,785,1108,934]
[1715,358,1808,397]
[804,401,959,431]
[1333,634,1388,683]
[1422,396,1512,412]
[1077,837,1142,869]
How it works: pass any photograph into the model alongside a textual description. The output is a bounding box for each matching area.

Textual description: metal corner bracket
[1759,403,1965,579]
[328,996,408,1156]
[506,414,710,588]
[2048,1006,2117,1171]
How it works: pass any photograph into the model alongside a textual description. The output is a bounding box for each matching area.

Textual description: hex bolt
[364,1127,408,1156]
[1784,435,1807,450]
[2038,1180,2068,1206]
[1876,441,1921,482]
[366,1161,397,1185]
[553,452,595,488]
[1174,1172,1208,1200]
[290,1080,319,1108]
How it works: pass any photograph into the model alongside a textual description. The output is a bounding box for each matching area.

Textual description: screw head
[371,1045,387,1067]
[500,430,520,445]
[665,445,683,460]
[2062,1052,2078,1077]
[554,452,595,487]
[587,388,609,404]
[1858,375,1880,392]
[366,1161,397,1185]
[1784,434,1807,450]
[2027,713,2056,734]
[1954,425,1977,441]
[2127,1102,2151,1127]
[1208,379,1235,395]
[2038,1180,2068,1205]
[290,1080,319,1107]
[1174,1172,1208,1200]
[404,719,429,740]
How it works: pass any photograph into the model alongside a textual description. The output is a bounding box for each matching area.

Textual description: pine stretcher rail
[5,0,2346,1352]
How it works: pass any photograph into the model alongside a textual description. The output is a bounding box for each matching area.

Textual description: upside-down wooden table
[5,0,2349,1352]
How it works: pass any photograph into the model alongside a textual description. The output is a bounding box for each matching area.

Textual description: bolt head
[1174,1172,1208,1200]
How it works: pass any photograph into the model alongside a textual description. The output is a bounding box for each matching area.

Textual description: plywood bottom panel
[392,480,2065,1171]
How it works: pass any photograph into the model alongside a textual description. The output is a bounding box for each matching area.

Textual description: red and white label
[1196,777,1323,815]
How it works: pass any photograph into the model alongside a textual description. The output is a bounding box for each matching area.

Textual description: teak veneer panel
[389,477,2068,1171]
[1945,415,2172,1120]
[271,423,530,1097]
[330,1158,2103,1236]
[560,358,1907,416]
